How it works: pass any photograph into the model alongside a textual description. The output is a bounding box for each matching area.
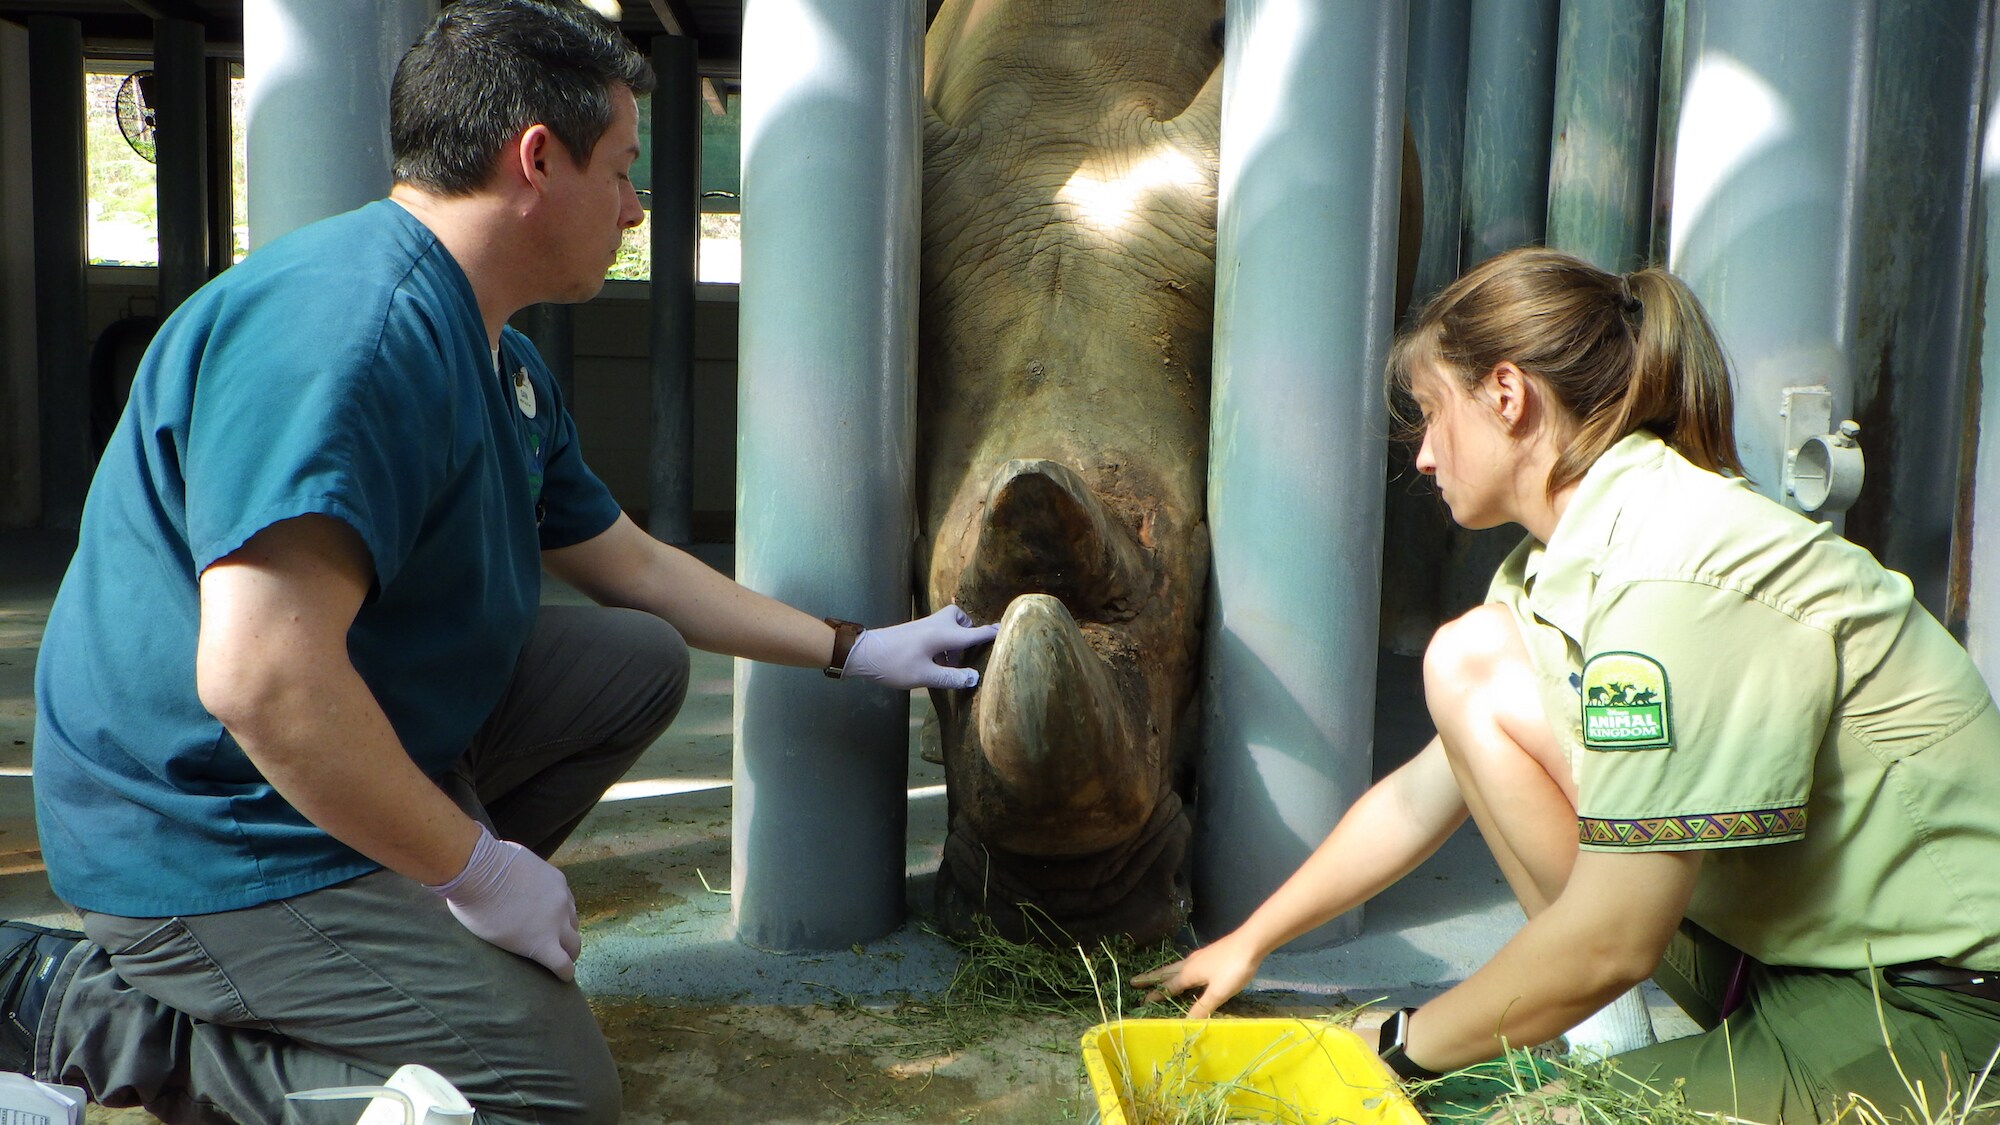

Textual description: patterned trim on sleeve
[1579,806,1807,848]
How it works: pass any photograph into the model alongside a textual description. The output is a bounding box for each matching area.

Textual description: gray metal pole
[1440,0,1560,617]
[732,0,921,950]
[1546,0,1663,273]
[154,17,209,315]
[1668,0,1876,511]
[28,17,88,530]
[243,0,435,247]
[1404,0,1470,312]
[1380,0,1467,657]
[1196,0,1409,949]
[1958,5,2000,680]
[648,35,699,547]
[1,20,41,529]
[1848,0,1986,618]
[1460,0,1560,267]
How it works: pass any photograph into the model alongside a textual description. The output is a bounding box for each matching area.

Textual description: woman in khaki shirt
[1138,246,2000,1122]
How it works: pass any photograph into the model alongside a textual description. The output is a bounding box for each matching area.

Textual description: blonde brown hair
[1388,246,1743,495]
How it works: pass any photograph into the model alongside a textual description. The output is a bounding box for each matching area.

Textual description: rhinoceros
[918,0,1418,946]
[916,0,1221,946]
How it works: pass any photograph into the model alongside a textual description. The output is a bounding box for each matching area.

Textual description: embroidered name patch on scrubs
[1581,651,1672,750]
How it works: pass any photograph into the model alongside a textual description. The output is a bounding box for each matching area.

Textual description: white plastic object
[285,1063,475,1125]
[0,1071,84,1124]
[1790,420,1865,515]
[1560,985,1657,1060]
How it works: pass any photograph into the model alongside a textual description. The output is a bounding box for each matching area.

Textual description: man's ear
[509,124,557,194]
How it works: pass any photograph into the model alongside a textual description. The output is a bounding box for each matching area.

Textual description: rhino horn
[954,459,1153,624]
[968,593,1153,855]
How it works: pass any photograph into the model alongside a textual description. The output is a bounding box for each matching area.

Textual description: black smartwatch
[1377,1006,1440,1081]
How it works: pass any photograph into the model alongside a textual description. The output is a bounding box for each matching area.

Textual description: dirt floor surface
[80,992,1354,1124]
[594,998,1101,1125]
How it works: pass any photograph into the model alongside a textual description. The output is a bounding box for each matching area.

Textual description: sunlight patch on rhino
[1057,145,1208,236]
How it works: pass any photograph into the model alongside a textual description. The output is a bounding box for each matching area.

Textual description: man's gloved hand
[424,823,580,981]
[843,605,999,690]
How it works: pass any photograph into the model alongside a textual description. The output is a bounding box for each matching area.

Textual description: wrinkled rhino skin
[918,0,1223,945]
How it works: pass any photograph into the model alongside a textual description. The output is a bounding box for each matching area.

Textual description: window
[612,81,741,284]
[227,64,247,263]
[84,63,157,265]
[697,85,740,284]
[84,60,249,267]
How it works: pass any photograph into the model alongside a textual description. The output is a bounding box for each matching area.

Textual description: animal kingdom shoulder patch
[1581,651,1672,751]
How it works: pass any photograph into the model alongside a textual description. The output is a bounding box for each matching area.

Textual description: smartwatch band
[1377,1006,1440,1082]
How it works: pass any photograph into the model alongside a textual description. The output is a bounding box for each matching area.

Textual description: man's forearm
[544,514,837,666]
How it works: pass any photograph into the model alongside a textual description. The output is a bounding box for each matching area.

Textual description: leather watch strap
[823,618,863,679]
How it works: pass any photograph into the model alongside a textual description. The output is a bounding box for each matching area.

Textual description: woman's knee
[1422,603,1526,710]
[1424,604,1573,803]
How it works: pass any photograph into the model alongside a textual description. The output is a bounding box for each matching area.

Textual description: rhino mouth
[936,554,1191,945]
[942,458,1159,857]
[962,593,1154,853]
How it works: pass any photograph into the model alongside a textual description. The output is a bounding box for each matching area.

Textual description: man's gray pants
[32,606,690,1124]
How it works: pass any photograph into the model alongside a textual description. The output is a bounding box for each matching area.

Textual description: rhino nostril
[954,458,1153,624]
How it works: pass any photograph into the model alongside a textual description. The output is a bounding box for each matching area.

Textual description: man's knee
[465,988,624,1124]
[598,608,691,743]
[528,1048,622,1125]
[472,1049,622,1125]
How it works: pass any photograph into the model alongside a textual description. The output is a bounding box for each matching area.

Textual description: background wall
[42,272,744,541]
[564,283,741,538]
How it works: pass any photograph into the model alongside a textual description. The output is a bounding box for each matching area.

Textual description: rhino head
[917,0,1223,945]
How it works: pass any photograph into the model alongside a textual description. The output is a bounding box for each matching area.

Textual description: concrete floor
[0,528,1694,1121]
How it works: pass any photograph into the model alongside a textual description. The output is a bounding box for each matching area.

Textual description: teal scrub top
[33,200,622,917]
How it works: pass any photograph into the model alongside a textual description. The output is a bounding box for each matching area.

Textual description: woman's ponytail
[1623,268,1742,479]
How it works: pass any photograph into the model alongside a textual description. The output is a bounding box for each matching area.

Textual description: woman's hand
[1130,932,1265,1019]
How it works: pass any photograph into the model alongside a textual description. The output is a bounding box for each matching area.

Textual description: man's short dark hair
[391,0,656,195]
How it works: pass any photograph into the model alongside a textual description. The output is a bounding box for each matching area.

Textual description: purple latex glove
[843,605,999,690]
[424,824,580,981]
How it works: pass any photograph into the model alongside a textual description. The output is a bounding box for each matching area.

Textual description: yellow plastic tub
[1080,1017,1425,1125]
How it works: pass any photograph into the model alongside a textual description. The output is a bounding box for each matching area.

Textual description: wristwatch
[1377,1006,1440,1081]
[823,618,863,679]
